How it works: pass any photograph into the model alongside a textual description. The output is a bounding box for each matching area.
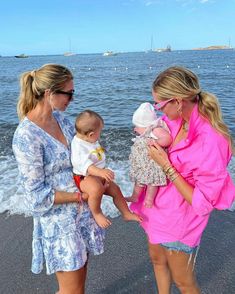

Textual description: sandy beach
[0,210,234,294]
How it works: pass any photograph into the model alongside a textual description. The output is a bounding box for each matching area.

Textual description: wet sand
[0,210,234,294]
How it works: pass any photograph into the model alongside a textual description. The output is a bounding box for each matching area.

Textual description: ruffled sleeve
[191,136,235,216]
[12,124,55,216]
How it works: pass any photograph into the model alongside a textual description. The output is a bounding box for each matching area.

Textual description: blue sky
[1,0,235,56]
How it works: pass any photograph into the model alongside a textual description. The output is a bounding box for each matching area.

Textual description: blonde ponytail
[198,91,234,151]
[17,71,38,120]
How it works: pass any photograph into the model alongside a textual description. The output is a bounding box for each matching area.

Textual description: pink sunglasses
[153,98,175,110]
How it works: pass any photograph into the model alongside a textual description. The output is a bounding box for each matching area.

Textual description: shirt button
[185,139,189,143]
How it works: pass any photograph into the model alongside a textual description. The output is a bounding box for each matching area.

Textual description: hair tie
[196,90,202,101]
[30,70,36,79]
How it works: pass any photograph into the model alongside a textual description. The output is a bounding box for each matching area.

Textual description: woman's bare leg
[148,242,172,294]
[80,176,111,228]
[105,182,142,222]
[166,249,200,294]
[55,264,87,294]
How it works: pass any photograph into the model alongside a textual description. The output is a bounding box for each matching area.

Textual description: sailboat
[64,38,76,56]
[146,35,172,53]
[145,35,154,53]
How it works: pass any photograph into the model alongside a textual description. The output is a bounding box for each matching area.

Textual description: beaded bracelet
[77,192,82,202]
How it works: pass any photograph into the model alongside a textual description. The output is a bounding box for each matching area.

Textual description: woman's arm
[148,138,235,216]
[13,126,81,216]
[148,143,194,204]
[54,190,81,204]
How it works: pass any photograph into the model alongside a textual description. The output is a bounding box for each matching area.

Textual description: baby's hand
[100,168,115,182]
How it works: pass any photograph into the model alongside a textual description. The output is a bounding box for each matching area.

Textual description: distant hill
[192,45,233,50]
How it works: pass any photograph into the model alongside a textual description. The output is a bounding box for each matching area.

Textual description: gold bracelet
[169,172,179,182]
[162,162,171,171]
[164,166,179,180]
[166,167,176,175]
[162,164,172,173]
[166,168,176,177]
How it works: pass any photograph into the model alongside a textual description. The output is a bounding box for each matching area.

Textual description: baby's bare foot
[144,200,153,208]
[123,212,142,223]
[125,196,138,202]
[94,213,112,228]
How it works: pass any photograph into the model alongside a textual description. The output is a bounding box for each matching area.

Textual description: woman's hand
[148,141,171,168]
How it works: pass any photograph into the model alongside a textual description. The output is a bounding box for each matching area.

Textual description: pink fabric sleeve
[192,139,234,216]
[192,171,227,216]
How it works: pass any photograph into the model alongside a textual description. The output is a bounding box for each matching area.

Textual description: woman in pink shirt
[130,66,235,294]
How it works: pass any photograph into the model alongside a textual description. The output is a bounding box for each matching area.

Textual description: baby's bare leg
[80,176,111,228]
[125,183,145,203]
[144,185,159,208]
[105,182,142,222]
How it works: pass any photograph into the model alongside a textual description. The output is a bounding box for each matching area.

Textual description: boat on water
[64,52,76,56]
[154,45,171,53]
[15,54,29,58]
[145,36,171,53]
[64,38,76,56]
[103,51,117,56]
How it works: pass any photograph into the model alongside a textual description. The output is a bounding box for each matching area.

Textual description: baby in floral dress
[71,110,142,228]
[126,103,172,208]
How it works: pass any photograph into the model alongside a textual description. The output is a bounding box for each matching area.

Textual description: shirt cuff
[192,188,214,216]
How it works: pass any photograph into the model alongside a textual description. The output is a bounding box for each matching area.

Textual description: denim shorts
[160,241,198,254]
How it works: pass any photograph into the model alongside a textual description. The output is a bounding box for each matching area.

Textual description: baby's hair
[75,110,104,135]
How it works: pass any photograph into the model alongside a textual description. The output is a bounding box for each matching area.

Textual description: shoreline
[0,210,235,293]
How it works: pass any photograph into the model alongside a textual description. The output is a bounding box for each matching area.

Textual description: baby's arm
[87,165,115,183]
[152,127,172,147]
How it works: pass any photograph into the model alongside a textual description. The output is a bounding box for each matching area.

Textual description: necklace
[182,121,189,132]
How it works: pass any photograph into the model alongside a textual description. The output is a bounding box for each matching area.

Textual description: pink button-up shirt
[131,104,235,247]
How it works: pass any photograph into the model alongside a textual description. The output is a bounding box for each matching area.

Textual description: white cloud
[176,0,212,4]
[143,0,162,6]
[145,1,153,5]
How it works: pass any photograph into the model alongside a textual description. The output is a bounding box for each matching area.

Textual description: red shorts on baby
[73,174,85,190]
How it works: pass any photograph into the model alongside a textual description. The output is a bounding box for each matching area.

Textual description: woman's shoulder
[13,117,36,139]
[12,118,43,154]
[194,121,232,165]
[197,119,228,147]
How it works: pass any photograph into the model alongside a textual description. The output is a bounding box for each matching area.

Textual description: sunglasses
[154,98,175,110]
[55,89,75,100]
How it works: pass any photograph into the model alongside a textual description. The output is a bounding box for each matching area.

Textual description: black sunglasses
[55,89,75,100]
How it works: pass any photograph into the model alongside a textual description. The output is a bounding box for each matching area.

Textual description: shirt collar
[162,104,206,149]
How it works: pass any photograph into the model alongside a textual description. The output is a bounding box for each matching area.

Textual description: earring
[177,106,182,115]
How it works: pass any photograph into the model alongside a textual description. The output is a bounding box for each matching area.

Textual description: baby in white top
[71,110,142,228]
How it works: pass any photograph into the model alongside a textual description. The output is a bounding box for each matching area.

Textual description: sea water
[0,50,235,216]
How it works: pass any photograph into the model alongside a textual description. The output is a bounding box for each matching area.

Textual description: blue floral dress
[12,111,105,275]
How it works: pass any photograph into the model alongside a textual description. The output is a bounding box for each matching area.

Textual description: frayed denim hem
[160,241,200,270]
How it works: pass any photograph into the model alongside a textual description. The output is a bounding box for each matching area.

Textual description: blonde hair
[75,110,104,135]
[152,66,233,150]
[17,64,73,120]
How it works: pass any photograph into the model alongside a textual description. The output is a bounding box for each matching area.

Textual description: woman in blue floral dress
[12,64,105,294]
